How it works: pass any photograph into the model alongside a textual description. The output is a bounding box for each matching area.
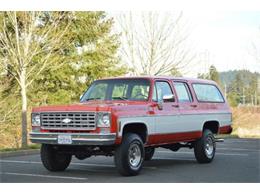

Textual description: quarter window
[192,83,224,103]
[174,82,192,102]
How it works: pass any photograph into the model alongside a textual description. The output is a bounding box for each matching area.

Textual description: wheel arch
[202,120,220,134]
[121,122,148,143]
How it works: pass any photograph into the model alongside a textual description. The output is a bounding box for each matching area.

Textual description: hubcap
[128,143,142,168]
[205,136,214,158]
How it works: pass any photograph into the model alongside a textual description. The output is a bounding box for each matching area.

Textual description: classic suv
[30,76,232,176]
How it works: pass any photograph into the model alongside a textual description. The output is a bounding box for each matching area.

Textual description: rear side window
[174,82,192,102]
[192,83,224,103]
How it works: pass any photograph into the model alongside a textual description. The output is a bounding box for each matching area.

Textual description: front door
[149,80,180,144]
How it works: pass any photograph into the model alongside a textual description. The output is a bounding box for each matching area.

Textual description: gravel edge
[0,149,40,158]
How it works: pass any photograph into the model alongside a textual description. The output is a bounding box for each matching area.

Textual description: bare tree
[0,12,71,148]
[251,39,260,73]
[115,11,194,76]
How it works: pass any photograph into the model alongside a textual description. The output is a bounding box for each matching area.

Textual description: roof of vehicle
[97,76,217,85]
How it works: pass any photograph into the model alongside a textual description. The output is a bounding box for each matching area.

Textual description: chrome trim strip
[30,137,57,141]
[118,112,232,118]
[30,132,115,136]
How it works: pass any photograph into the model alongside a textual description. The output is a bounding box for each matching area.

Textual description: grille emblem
[62,118,72,124]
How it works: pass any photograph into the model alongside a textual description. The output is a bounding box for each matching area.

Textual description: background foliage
[0,11,127,149]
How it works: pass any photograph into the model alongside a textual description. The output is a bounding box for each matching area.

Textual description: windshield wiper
[85,97,101,101]
[85,97,128,101]
[112,97,128,101]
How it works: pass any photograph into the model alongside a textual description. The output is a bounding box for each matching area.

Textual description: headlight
[97,112,110,128]
[32,113,41,126]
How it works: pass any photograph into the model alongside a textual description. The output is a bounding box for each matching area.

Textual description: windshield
[80,78,151,102]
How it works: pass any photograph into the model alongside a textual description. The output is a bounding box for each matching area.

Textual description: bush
[231,106,260,138]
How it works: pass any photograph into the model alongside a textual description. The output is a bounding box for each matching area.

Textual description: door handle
[190,104,197,108]
[172,104,179,108]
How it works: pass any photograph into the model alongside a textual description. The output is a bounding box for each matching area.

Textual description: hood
[32,100,148,113]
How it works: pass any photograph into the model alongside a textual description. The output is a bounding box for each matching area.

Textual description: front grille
[41,112,96,130]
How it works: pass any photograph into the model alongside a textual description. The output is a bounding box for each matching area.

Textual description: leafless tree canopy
[115,11,194,76]
[0,12,71,147]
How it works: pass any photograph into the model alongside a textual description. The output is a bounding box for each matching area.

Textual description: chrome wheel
[114,133,144,176]
[128,143,142,168]
[205,136,214,158]
[194,129,215,163]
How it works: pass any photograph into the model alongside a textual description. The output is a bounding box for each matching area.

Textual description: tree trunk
[21,69,27,148]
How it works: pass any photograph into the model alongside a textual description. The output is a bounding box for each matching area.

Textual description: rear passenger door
[172,80,200,132]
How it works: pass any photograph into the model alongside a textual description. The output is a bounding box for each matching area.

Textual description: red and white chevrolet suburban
[30,76,232,176]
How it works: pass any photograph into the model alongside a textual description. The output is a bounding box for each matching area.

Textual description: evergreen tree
[197,65,220,84]
[31,12,127,105]
[209,65,220,84]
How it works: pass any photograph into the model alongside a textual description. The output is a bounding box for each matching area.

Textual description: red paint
[147,131,202,146]
[114,137,122,144]
[219,125,233,134]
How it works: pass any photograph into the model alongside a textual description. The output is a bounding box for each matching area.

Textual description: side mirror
[163,94,175,102]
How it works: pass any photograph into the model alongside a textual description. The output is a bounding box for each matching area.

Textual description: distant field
[231,106,260,138]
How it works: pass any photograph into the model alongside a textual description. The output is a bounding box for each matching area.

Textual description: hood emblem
[62,118,72,124]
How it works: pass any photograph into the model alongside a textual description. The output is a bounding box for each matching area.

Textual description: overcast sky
[110,11,260,76]
[186,11,260,74]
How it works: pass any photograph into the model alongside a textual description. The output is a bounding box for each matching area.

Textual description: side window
[154,81,174,102]
[193,83,224,103]
[174,82,192,103]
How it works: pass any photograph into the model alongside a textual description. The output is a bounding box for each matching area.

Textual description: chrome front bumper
[29,132,116,145]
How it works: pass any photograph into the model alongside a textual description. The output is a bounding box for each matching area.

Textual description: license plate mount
[58,134,72,144]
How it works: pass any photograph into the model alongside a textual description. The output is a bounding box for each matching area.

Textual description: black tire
[144,147,155,161]
[194,129,216,163]
[114,133,144,176]
[40,144,72,172]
